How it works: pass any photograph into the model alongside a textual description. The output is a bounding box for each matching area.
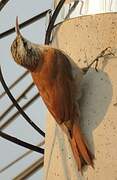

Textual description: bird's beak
[15,16,21,36]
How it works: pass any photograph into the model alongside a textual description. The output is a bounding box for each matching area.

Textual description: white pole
[44,1,117,180]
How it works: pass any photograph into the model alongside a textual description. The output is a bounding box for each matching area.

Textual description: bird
[11,17,94,172]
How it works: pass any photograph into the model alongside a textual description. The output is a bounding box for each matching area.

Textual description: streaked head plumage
[11,17,40,71]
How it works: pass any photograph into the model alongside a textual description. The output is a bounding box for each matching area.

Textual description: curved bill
[15,16,21,36]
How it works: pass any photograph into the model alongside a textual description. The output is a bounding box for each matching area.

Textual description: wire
[13,157,44,180]
[0,66,45,137]
[0,140,45,173]
[65,1,80,19]
[0,0,10,11]
[0,9,51,39]
[0,82,34,121]
[45,0,65,44]
[0,70,29,99]
[0,93,39,130]
[0,131,44,154]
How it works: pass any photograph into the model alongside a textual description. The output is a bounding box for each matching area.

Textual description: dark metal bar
[13,157,44,180]
[0,66,45,137]
[0,131,44,154]
[0,82,34,120]
[0,93,39,130]
[0,0,10,11]
[0,140,45,173]
[45,0,65,44]
[0,71,29,99]
[0,9,51,39]
[65,1,79,19]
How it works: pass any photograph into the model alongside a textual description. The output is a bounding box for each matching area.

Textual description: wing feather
[50,49,75,124]
[32,48,76,124]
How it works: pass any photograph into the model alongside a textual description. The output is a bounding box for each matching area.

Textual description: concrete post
[44,12,117,180]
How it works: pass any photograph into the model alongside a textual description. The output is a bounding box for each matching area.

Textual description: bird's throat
[15,46,41,72]
[20,53,39,72]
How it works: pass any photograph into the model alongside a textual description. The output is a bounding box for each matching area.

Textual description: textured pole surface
[44,13,117,180]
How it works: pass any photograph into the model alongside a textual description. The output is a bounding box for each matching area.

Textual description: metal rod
[0,140,45,173]
[0,9,51,39]
[45,0,65,44]
[0,93,39,130]
[13,157,44,180]
[0,67,45,137]
[0,131,44,154]
[0,0,10,11]
[0,82,35,120]
[0,71,29,99]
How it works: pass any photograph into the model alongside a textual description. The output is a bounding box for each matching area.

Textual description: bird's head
[11,17,40,71]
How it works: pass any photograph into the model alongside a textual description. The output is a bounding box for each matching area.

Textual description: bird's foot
[82,47,115,74]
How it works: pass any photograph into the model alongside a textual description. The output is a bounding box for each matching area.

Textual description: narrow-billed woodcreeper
[11,17,94,171]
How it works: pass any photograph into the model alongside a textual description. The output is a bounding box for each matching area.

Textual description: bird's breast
[31,48,57,106]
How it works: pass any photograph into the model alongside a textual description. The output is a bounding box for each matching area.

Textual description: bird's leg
[82,57,98,74]
[82,47,115,74]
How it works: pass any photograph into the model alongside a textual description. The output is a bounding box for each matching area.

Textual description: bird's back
[31,47,79,125]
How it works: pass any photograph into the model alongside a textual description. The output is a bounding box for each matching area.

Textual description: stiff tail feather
[69,121,94,172]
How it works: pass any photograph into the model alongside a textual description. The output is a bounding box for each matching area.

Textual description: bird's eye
[23,41,27,47]
[27,48,32,55]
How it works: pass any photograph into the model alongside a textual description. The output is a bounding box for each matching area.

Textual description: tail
[69,121,94,172]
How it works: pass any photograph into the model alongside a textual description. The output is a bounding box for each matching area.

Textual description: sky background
[0,0,117,179]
